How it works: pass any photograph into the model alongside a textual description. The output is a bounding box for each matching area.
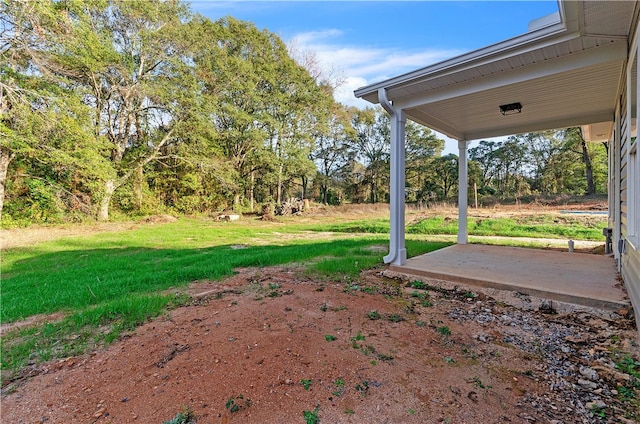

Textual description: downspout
[378,88,407,265]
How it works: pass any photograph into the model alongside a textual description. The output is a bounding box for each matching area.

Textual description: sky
[189,0,560,153]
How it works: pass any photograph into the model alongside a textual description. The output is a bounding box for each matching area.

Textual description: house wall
[618,11,640,327]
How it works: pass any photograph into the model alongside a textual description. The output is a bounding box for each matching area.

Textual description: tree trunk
[580,135,596,195]
[249,171,255,212]
[277,164,283,203]
[98,179,116,221]
[134,166,143,211]
[301,175,308,200]
[0,147,15,223]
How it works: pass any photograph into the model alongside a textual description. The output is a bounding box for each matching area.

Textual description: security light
[499,102,522,115]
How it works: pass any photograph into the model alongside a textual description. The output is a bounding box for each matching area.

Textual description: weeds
[386,313,404,323]
[303,406,320,424]
[324,334,337,342]
[437,326,451,336]
[225,394,250,413]
[300,379,313,390]
[467,376,491,389]
[332,378,346,397]
[367,310,381,320]
[351,331,366,342]
[163,407,196,424]
[355,380,369,396]
[410,281,428,290]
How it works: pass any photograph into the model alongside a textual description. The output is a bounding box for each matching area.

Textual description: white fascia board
[394,39,627,110]
[354,0,576,103]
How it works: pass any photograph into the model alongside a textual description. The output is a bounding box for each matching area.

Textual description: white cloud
[288,30,464,108]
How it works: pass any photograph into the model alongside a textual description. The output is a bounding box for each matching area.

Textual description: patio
[389,244,629,311]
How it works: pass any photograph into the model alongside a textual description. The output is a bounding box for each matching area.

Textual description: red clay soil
[2,266,638,424]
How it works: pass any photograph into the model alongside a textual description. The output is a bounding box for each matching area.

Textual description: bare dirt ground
[3,201,639,423]
[2,266,639,424]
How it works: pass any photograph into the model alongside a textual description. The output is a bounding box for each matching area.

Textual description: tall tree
[313,104,355,204]
[19,0,201,220]
[405,121,445,201]
[1,1,109,221]
[351,107,390,203]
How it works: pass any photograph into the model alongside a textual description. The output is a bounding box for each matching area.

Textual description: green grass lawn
[317,215,607,240]
[1,212,606,375]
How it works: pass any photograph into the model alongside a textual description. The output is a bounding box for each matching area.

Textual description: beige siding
[619,21,640,330]
[621,240,640,325]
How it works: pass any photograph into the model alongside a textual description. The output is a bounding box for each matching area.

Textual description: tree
[350,108,390,203]
[405,121,444,201]
[313,105,355,204]
[18,0,201,220]
[1,1,109,222]
[421,154,459,200]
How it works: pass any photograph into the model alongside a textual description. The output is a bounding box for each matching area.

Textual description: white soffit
[582,122,614,142]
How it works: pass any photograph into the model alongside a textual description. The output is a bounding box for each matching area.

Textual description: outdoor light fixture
[499,102,522,115]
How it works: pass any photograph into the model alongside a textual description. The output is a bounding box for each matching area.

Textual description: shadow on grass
[2,238,448,323]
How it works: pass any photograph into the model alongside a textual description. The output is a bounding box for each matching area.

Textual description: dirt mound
[3,267,638,423]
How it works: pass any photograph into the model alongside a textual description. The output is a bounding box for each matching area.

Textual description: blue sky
[190,1,558,106]
[189,1,559,151]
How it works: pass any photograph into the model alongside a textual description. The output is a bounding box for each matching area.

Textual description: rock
[577,379,598,389]
[93,407,106,418]
[579,366,599,381]
[585,400,606,409]
[474,332,492,342]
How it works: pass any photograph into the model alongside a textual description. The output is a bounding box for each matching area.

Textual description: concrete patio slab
[390,244,629,311]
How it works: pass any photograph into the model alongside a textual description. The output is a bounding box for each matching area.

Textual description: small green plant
[467,376,491,389]
[377,353,394,361]
[351,331,366,342]
[333,305,347,311]
[163,407,196,424]
[367,310,381,320]
[437,326,451,336]
[355,380,369,396]
[360,344,376,356]
[386,313,404,323]
[408,408,416,415]
[410,280,427,289]
[319,303,328,312]
[415,321,426,327]
[616,356,640,378]
[268,283,281,290]
[345,408,355,415]
[370,360,377,365]
[225,394,250,413]
[325,334,337,342]
[300,379,313,390]
[591,405,606,418]
[464,291,476,299]
[332,378,346,396]
[303,406,320,424]
[444,356,455,363]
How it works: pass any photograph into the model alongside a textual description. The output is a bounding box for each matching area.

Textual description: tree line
[1,1,606,225]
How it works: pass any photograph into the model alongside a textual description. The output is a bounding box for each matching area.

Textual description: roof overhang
[354,0,637,142]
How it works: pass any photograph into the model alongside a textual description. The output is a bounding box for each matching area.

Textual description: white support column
[379,88,407,265]
[457,140,469,244]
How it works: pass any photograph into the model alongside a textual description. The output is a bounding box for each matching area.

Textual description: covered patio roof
[354,1,636,142]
